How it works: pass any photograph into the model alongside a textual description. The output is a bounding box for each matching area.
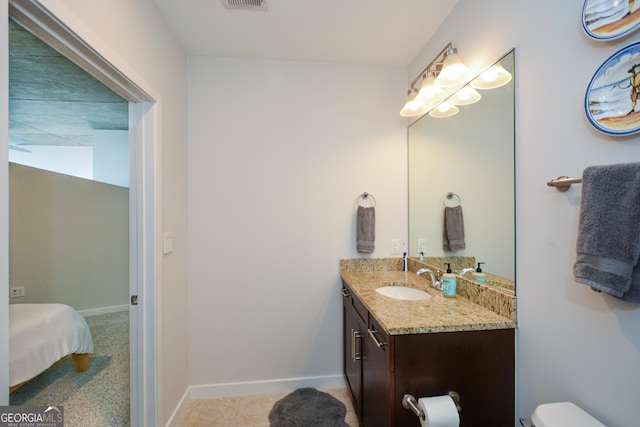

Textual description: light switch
[163,232,174,254]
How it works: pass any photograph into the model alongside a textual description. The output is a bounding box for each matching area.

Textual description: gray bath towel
[443,205,465,252]
[356,206,375,253]
[573,162,640,302]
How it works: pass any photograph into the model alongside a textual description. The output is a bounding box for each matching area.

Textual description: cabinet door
[362,316,391,427]
[393,329,515,426]
[342,285,363,416]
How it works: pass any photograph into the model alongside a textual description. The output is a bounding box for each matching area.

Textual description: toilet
[530,402,606,427]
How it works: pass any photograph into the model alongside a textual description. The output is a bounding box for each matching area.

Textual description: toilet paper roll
[417,395,460,427]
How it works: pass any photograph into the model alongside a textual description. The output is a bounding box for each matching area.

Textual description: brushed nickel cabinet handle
[368,328,387,347]
[351,329,355,361]
[352,329,362,362]
[341,288,351,297]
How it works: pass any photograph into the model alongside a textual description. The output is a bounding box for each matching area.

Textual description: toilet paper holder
[402,391,461,421]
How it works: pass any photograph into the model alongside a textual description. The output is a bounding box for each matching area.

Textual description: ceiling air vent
[221,0,267,11]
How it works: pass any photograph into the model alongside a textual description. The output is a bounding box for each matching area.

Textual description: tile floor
[177,387,359,427]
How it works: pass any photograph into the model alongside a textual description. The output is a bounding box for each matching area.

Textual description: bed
[9,303,94,392]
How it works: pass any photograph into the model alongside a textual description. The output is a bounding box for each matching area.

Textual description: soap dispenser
[472,262,487,283]
[441,263,457,298]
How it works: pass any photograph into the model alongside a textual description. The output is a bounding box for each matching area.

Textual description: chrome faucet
[416,268,442,291]
[459,267,475,277]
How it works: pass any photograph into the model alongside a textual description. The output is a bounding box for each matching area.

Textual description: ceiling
[9,19,128,149]
[8,1,458,149]
[152,0,458,65]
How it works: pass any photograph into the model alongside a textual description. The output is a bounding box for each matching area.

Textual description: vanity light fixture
[470,61,512,90]
[399,42,470,118]
[416,71,446,106]
[400,43,512,118]
[434,47,471,88]
[400,88,430,117]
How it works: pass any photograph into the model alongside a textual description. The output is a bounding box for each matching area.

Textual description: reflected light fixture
[470,62,512,90]
[400,88,429,117]
[428,102,459,118]
[449,86,481,106]
[434,47,471,88]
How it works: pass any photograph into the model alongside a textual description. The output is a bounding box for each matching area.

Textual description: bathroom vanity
[341,258,516,427]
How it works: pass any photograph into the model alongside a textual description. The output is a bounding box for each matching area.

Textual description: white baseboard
[164,387,191,427]
[78,304,129,317]
[189,374,346,400]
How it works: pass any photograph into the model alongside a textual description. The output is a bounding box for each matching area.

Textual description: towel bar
[356,192,376,208]
[547,176,582,192]
[443,192,462,207]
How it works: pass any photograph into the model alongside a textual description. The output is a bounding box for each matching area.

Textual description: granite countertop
[341,268,516,336]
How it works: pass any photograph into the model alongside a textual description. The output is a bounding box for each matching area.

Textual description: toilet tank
[531,402,606,427]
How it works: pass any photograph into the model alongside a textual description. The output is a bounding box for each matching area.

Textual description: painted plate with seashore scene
[585,41,640,135]
[583,0,640,40]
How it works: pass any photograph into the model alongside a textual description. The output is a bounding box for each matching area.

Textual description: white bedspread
[10,303,94,387]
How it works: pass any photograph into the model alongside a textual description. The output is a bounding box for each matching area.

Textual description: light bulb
[417,71,446,105]
[434,48,471,88]
[449,86,481,106]
[400,88,428,117]
[428,102,459,118]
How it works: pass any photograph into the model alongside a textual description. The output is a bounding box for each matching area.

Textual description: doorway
[3,1,159,425]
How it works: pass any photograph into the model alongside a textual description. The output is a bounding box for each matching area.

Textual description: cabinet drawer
[351,291,368,324]
[342,282,366,323]
[367,315,390,361]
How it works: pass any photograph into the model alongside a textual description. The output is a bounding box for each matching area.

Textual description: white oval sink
[375,286,431,300]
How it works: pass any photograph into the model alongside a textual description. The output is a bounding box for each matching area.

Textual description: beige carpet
[10,310,130,426]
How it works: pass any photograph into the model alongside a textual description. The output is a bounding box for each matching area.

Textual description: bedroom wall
[188,57,408,395]
[410,1,640,425]
[9,163,129,312]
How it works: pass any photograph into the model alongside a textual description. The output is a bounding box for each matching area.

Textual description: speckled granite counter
[340,258,517,335]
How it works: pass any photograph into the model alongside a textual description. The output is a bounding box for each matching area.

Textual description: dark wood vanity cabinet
[342,283,391,426]
[342,281,515,427]
[342,285,364,414]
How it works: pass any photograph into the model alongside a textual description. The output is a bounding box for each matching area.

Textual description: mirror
[408,50,515,292]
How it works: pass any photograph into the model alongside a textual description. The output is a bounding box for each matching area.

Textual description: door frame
[2,1,159,425]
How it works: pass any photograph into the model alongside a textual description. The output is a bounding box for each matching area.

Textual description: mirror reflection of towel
[444,206,465,252]
[574,162,640,302]
[356,206,375,253]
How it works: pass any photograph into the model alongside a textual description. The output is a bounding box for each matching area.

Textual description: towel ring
[356,192,376,209]
[443,192,461,208]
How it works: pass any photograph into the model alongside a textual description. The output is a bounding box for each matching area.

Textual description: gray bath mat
[268,387,350,427]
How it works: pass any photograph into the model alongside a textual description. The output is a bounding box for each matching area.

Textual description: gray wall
[9,163,128,311]
[187,57,408,395]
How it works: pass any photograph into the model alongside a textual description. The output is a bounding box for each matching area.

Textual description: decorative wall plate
[583,0,640,40]
[585,41,640,135]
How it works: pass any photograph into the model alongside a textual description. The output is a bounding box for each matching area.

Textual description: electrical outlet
[417,239,426,254]
[10,287,25,298]
[391,239,401,254]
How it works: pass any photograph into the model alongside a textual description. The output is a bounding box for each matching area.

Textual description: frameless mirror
[408,50,515,292]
